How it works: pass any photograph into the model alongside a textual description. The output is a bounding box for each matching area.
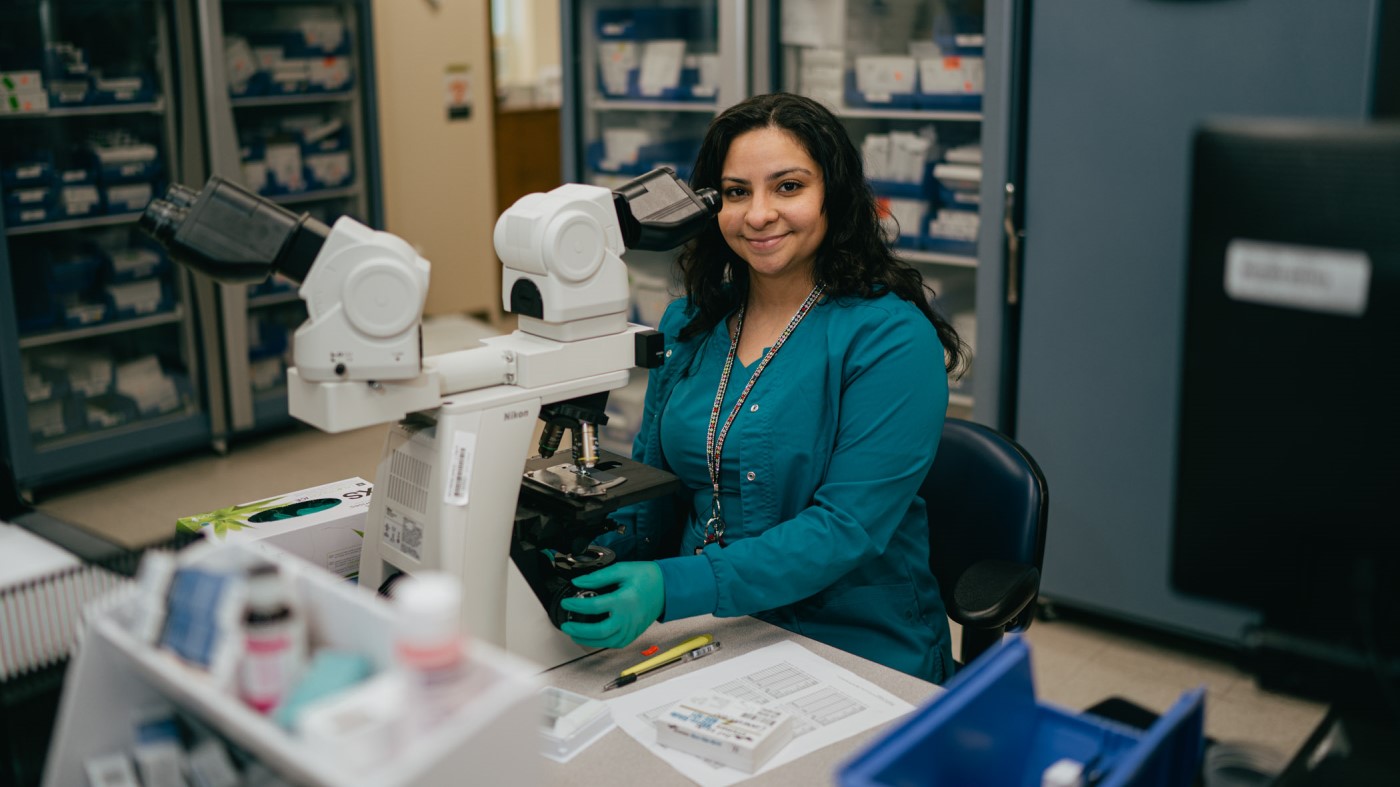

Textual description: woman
[560,92,966,683]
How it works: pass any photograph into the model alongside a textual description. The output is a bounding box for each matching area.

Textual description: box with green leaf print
[177,477,372,579]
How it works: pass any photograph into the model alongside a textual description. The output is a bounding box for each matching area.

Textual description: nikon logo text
[504,410,531,421]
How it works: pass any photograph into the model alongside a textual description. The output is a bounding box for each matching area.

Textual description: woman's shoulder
[657,296,694,335]
[823,291,935,339]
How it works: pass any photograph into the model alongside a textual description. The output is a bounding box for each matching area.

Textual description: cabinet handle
[1003,182,1024,306]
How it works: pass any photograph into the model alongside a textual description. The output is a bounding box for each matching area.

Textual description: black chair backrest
[919,418,1048,628]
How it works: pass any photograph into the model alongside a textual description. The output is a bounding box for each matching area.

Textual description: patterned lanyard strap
[699,283,825,552]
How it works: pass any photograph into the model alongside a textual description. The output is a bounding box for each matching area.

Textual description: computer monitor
[1171,119,1399,717]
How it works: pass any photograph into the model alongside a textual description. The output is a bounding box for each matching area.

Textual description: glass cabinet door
[561,0,748,454]
[564,0,745,192]
[772,0,986,416]
[0,0,210,493]
[195,0,381,434]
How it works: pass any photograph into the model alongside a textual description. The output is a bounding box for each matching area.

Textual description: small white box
[177,478,372,579]
[855,56,917,100]
[264,142,306,192]
[653,691,795,774]
[597,41,638,96]
[638,40,686,97]
[305,151,352,188]
[2,90,48,114]
[919,55,985,95]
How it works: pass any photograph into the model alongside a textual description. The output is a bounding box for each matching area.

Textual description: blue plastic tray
[839,637,1204,787]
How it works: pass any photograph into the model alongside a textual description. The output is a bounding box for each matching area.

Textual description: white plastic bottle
[393,572,477,731]
[238,563,304,714]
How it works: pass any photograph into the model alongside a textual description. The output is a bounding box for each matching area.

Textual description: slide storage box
[839,638,1204,787]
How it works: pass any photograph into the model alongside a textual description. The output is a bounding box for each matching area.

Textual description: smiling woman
[559,92,971,685]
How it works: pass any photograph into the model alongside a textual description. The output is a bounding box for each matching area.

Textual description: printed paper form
[606,640,916,786]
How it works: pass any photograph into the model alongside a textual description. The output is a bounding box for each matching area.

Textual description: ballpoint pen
[603,634,723,691]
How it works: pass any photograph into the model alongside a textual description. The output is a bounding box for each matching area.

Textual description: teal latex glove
[559,562,664,649]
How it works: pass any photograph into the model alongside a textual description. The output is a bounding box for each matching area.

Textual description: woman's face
[717,126,827,288]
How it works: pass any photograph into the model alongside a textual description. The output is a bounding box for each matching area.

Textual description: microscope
[140,169,717,669]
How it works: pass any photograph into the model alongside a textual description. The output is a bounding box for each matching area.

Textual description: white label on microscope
[445,430,476,506]
[1224,239,1371,317]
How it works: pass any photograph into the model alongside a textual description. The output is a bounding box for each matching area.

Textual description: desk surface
[540,614,940,785]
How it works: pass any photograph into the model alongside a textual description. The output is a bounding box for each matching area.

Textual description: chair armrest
[950,560,1041,630]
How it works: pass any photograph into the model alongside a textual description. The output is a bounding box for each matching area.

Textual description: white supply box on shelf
[176,478,373,579]
[42,542,543,787]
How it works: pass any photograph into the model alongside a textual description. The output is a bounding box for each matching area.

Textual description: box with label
[177,478,373,579]
[850,56,918,108]
[917,55,984,110]
[654,691,795,774]
[1,90,48,114]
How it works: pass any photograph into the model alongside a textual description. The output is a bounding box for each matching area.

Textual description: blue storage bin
[3,185,54,212]
[596,66,708,102]
[839,638,1205,787]
[923,236,978,256]
[55,166,96,186]
[299,122,351,155]
[17,305,58,334]
[59,297,108,328]
[844,70,919,110]
[47,77,90,107]
[917,91,983,111]
[871,179,933,201]
[1,153,55,189]
[585,139,698,180]
[90,72,157,105]
[596,7,698,40]
[230,71,272,97]
[90,147,161,184]
[102,181,156,214]
[3,202,54,226]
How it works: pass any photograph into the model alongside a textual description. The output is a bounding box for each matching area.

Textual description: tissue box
[177,477,373,579]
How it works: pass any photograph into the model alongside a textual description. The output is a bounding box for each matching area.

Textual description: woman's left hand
[559,562,664,649]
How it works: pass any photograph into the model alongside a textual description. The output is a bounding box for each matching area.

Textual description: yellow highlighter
[604,634,721,691]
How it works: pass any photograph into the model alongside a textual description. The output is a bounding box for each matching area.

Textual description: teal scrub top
[604,291,954,683]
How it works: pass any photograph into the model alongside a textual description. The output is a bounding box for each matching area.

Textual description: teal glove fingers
[559,561,663,650]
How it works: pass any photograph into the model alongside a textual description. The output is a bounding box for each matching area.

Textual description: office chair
[920,418,1048,669]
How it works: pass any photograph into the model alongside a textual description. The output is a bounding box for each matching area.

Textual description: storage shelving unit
[769,0,989,416]
[193,0,383,438]
[0,0,211,495]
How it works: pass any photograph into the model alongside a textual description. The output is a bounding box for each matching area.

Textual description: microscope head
[494,168,718,340]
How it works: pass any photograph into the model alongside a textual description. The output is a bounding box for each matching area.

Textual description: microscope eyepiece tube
[137,199,189,245]
[163,183,200,208]
[137,175,330,286]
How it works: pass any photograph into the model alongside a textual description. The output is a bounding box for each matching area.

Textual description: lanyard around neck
[699,283,825,549]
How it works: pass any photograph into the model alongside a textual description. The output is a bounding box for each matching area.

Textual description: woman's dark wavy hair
[676,92,966,374]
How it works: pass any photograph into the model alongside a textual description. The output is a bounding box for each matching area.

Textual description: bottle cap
[393,572,467,664]
[245,562,288,612]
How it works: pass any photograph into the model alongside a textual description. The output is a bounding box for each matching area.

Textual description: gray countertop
[539,614,941,785]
